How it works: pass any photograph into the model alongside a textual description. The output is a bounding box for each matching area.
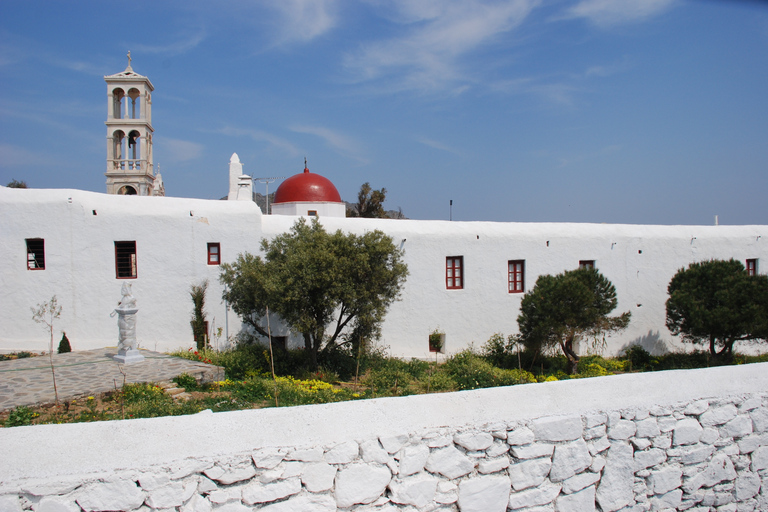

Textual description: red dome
[273,166,342,204]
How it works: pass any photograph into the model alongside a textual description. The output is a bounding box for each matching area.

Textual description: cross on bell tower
[104,52,162,196]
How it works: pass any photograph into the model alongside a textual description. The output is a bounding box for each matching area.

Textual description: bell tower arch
[104,52,162,196]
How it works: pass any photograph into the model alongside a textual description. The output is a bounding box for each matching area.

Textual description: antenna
[254,176,285,214]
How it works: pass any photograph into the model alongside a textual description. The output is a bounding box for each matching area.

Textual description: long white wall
[1,186,766,358]
[1,363,767,511]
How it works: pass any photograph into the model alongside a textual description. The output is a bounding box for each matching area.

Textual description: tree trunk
[560,336,580,375]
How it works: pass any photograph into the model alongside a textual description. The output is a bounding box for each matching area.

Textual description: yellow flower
[87,396,94,400]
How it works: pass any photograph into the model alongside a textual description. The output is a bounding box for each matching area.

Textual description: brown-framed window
[115,241,137,279]
[446,256,463,290]
[579,260,595,270]
[746,259,758,277]
[26,238,45,270]
[208,243,221,265]
[508,260,524,293]
[307,210,318,217]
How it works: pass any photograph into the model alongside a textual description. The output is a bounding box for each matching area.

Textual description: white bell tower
[104,52,162,196]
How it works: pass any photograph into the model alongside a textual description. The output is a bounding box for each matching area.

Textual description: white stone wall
[1,364,767,512]
[1,186,766,357]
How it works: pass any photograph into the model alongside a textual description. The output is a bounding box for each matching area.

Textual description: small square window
[446,256,464,289]
[26,238,45,270]
[208,243,221,265]
[508,260,524,293]
[307,210,318,217]
[115,241,137,279]
[746,259,758,277]
[579,260,595,270]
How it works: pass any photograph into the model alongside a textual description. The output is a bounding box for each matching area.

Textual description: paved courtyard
[0,348,224,411]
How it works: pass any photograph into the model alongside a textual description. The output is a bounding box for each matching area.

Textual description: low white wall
[1,364,767,511]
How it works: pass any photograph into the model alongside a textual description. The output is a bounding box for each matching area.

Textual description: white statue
[111,283,144,363]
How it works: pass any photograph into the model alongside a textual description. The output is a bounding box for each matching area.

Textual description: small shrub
[58,332,72,353]
[4,406,38,427]
[623,344,654,372]
[173,373,199,391]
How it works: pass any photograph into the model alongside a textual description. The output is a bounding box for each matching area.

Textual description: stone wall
[1,364,767,512]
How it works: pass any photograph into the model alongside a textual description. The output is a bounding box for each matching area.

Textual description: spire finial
[126,51,133,71]
[304,157,309,173]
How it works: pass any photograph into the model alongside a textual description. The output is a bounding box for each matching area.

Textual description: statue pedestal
[113,348,145,364]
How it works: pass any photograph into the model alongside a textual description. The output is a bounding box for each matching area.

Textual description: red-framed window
[746,259,758,277]
[579,260,595,270]
[446,256,463,289]
[26,238,45,270]
[207,243,221,265]
[115,241,137,279]
[508,260,524,293]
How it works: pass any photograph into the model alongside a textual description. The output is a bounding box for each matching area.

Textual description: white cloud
[416,137,463,156]
[290,124,367,163]
[132,29,206,56]
[160,138,204,162]
[215,126,300,157]
[267,0,338,45]
[344,0,539,92]
[558,0,676,27]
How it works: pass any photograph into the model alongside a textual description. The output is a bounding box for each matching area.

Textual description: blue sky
[1,0,766,225]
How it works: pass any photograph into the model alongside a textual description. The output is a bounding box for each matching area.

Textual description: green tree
[348,182,388,218]
[518,267,631,374]
[666,259,768,361]
[32,296,62,405]
[220,218,408,369]
[190,280,209,350]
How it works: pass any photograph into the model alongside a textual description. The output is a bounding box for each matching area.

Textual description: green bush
[4,406,38,427]
[173,373,199,391]
[58,332,72,353]
[443,350,533,390]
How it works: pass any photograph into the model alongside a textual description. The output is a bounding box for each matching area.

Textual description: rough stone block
[608,420,636,440]
[510,443,555,459]
[425,446,475,479]
[426,435,453,448]
[301,462,336,492]
[213,503,251,512]
[458,475,511,512]
[486,441,510,458]
[588,436,611,456]
[509,457,552,491]
[179,494,212,512]
[738,433,767,454]
[138,473,170,491]
[631,438,652,451]
[685,400,710,416]
[478,456,510,474]
[657,416,678,433]
[389,474,438,508]
[585,413,607,428]
[335,463,392,508]
[739,398,762,412]
[454,432,494,451]
[252,447,287,469]
[556,484,596,512]
[700,405,738,427]
[652,434,672,450]
[361,439,391,464]
[734,473,760,501]
[33,497,80,512]
[649,466,682,495]
[508,481,561,509]
[750,408,768,433]
[723,415,753,439]
[531,415,582,442]
[650,489,682,510]
[674,418,704,446]
[76,481,145,512]
[550,438,592,482]
[635,418,661,438]
[683,454,737,492]
[241,477,301,505]
[145,480,196,509]
[324,441,359,464]
[634,448,666,471]
[596,442,634,512]
[751,446,768,472]
[0,496,22,512]
[258,494,336,512]
[379,434,409,454]
[286,447,323,462]
[507,427,535,446]
[397,444,430,476]
[562,471,600,494]
[584,425,606,441]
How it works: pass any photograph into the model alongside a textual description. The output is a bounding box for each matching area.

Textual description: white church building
[1,62,765,358]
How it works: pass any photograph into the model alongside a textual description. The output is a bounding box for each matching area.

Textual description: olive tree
[666,259,768,361]
[220,218,408,368]
[517,267,631,374]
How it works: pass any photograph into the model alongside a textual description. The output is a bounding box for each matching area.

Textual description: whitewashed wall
[1,186,766,358]
[1,363,767,512]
